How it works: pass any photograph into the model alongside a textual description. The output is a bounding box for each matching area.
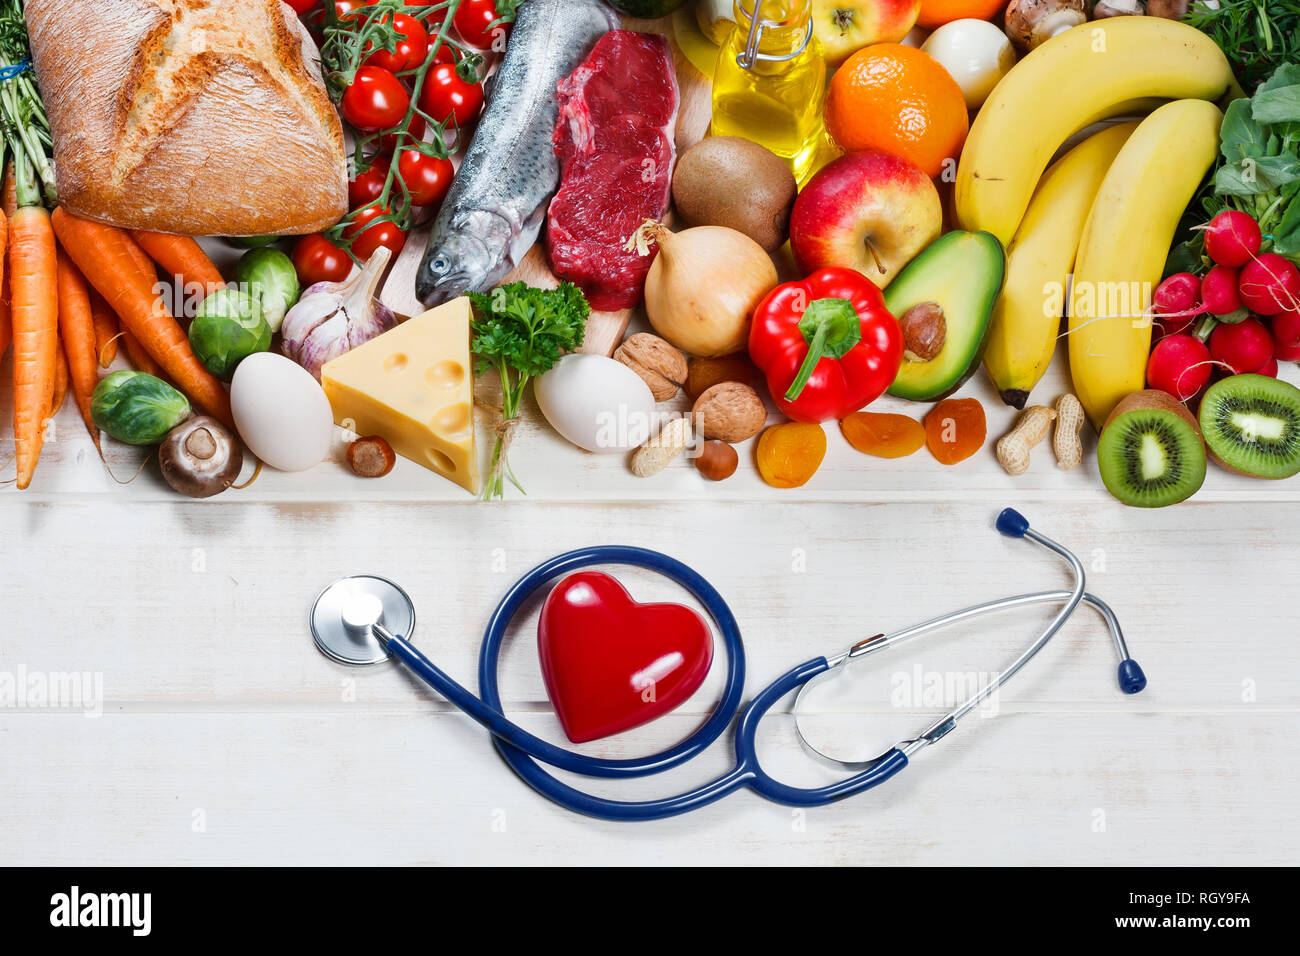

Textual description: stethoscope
[309,508,1147,821]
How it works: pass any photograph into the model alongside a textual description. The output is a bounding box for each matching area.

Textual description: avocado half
[885,231,1005,403]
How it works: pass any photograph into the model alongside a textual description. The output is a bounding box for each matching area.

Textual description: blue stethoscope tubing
[369,507,1147,822]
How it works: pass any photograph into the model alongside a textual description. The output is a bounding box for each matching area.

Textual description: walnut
[614,333,687,401]
[899,302,947,363]
[692,382,766,443]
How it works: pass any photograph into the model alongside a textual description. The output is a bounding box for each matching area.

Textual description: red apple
[789,150,943,288]
[812,0,922,67]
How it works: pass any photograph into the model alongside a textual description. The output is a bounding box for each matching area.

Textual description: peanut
[630,416,692,477]
[1052,393,1085,471]
[996,405,1055,476]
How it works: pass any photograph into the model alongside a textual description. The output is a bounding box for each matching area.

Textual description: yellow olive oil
[711,0,826,185]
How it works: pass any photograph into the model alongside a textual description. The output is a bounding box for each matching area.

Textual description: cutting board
[380,14,714,356]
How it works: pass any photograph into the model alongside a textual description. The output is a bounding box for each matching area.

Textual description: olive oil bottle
[710,0,826,185]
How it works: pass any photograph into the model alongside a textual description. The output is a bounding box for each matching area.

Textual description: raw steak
[546,30,679,311]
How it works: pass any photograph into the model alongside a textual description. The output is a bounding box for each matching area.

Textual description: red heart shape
[538,571,714,743]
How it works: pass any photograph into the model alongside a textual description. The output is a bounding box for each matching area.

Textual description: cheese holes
[432,402,471,436]
[383,353,409,373]
[426,360,465,388]
[426,447,455,472]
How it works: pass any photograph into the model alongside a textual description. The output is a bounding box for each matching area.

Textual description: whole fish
[417,0,617,306]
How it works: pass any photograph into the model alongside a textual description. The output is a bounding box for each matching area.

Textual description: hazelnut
[347,436,397,478]
[899,302,946,363]
[614,333,687,402]
[685,353,756,401]
[692,382,766,443]
[695,440,738,481]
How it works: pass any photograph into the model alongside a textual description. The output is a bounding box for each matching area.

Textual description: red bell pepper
[748,267,902,423]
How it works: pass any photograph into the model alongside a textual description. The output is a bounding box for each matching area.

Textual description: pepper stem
[784,297,861,402]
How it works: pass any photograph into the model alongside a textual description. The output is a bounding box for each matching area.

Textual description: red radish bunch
[1200,265,1245,319]
[1239,254,1300,315]
[1152,272,1202,338]
[1146,334,1212,401]
[1201,210,1261,267]
[1209,318,1274,375]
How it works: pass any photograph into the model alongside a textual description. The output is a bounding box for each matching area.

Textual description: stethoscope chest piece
[311,574,415,665]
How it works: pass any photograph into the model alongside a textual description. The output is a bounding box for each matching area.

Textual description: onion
[628,219,778,357]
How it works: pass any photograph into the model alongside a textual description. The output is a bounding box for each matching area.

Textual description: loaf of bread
[26,0,348,236]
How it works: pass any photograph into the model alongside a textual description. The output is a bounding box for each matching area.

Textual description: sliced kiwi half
[1098,390,1207,508]
[1198,374,1300,480]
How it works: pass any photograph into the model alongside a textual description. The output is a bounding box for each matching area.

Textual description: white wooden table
[2,344,1298,866]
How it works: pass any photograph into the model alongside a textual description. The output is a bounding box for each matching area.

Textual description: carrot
[89,289,118,367]
[0,213,9,359]
[51,208,233,427]
[51,334,70,416]
[119,327,165,378]
[55,248,102,452]
[11,204,59,489]
[131,230,224,300]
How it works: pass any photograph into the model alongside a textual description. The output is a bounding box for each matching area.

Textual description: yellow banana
[984,122,1137,409]
[955,17,1232,245]
[1069,99,1222,429]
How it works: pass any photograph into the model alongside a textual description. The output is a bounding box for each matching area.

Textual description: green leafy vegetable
[469,281,589,500]
[91,371,192,446]
[1187,0,1300,94]
[1167,62,1300,273]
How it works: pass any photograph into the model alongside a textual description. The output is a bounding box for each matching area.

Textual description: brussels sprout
[234,248,301,333]
[188,289,272,379]
[225,236,279,249]
[91,370,192,445]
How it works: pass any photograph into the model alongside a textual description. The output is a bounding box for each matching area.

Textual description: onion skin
[641,222,778,357]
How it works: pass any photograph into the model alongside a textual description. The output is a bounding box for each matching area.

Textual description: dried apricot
[756,422,827,488]
[840,412,925,459]
[924,397,986,465]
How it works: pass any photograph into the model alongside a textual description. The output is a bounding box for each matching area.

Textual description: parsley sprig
[469,282,589,500]
[1187,0,1300,93]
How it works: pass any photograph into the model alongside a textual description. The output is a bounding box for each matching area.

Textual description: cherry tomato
[363,12,428,73]
[348,156,391,209]
[454,0,507,50]
[418,62,483,127]
[292,233,352,286]
[306,0,366,30]
[396,149,454,207]
[341,66,410,131]
[379,114,427,155]
[282,0,318,15]
[345,206,407,259]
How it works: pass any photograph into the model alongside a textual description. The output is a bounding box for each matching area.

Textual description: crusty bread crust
[27,0,348,236]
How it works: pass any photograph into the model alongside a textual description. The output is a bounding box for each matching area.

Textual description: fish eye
[433,256,449,274]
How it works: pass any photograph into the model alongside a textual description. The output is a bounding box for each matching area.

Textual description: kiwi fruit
[1198,374,1300,479]
[671,137,796,252]
[1098,390,1207,507]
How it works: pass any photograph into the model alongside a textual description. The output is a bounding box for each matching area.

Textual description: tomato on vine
[293,233,353,285]
[380,114,426,155]
[345,206,408,259]
[396,149,454,207]
[340,65,410,131]
[348,156,391,209]
[282,0,318,15]
[419,62,483,127]
[362,11,428,73]
[454,0,508,50]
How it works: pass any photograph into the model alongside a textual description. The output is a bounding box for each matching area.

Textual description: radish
[1209,317,1275,374]
[1153,272,1202,337]
[1255,356,1279,378]
[1271,307,1300,362]
[1146,333,1211,401]
[1202,210,1261,267]
[1239,253,1300,316]
[1201,265,1245,319]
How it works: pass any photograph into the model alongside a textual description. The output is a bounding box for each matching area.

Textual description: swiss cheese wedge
[321,298,479,494]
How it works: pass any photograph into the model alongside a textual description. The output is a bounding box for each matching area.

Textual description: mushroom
[1092,0,1144,18]
[1145,0,1189,19]
[159,416,244,498]
[1004,0,1089,52]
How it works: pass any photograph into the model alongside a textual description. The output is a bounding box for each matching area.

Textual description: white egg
[230,352,334,472]
[534,353,656,454]
[922,19,1017,110]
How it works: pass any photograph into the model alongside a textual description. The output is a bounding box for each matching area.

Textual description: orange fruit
[824,43,969,179]
[916,0,1008,29]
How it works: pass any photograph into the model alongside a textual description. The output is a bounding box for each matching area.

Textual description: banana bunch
[959,16,1233,424]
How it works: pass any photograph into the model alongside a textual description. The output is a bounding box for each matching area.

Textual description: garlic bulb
[281,246,396,380]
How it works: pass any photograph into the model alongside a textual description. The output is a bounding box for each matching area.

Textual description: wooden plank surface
[1,499,1296,864]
